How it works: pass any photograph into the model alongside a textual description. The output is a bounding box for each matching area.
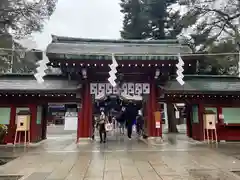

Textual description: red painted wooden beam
[84,83,91,138]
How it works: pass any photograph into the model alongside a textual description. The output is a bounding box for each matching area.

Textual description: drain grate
[0,175,22,180]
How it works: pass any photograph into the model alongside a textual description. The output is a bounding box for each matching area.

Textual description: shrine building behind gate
[0,35,240,144]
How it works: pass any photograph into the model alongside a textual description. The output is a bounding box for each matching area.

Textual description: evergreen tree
[179,0,240,75]
[120,0,240,132]
[120,0,182,40]
[120,0,182,133]
[0,0,57,73]
[147,0,181,39]
[120,0,151,39]
[0,0,57,37]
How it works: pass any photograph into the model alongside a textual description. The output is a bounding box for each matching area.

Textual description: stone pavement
[1,132,240,180]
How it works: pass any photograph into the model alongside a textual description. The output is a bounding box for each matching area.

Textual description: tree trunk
[167,103,179,133]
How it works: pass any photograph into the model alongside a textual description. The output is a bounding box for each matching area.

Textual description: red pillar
[147,96,152,136]
[41,104,48,140]
[217,106,223,124]
[82,84,89,137]
[83,83,91,138]
[150,82,155,137]
[155,99,162,137]
[7,106,16,143]
[77,107,82,142]
[88,94,93,138]
[147,81,162,137]
[186,104,191,137]
[77,83,92,142]
[150,81,162,137]
[198,103,204,140]
[29,104,37,142]
[77,87,84,142]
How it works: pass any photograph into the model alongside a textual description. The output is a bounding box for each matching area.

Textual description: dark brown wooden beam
[50,58,178,64]
[88,73,151,82]
[49,59,196,68]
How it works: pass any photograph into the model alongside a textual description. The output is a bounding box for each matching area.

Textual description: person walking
[91,116,96,140]
[97,111,107,143]
[117,110,126,135]
[136,110,144,137]
[125,102,137,140]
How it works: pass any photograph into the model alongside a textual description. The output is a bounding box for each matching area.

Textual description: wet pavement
[0,128,240,180]
[212,143,240,161]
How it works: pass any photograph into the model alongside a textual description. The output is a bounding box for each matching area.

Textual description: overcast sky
[33,0,123,50]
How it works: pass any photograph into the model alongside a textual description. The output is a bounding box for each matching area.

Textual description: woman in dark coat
[125,102,138,139]
[117,111,126,135]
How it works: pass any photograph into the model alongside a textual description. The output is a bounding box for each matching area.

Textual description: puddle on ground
[231,171,240,177]
[189,169,238,180]
[0,157,17,166]
[167,137,177,145]
[0,175,22,180]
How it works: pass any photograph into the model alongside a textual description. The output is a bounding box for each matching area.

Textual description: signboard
[175,111,180,119]
[64,111,78,130]
[155,122,161,128]
[90,83,150,100]
[16,115,30,131]
[64,116,78,131]
[154,111,161,129]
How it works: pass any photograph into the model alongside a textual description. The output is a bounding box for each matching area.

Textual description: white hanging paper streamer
[34,52,49,84]
[14,37,49,84]
[176,53,185,86]
[108,54,118,87]
[34,73,44,84]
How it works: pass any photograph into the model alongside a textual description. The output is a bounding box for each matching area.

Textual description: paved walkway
[1,131,240,180]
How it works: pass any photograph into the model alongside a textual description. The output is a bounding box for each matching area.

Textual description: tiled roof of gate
[2,74,239,93]
[46,35,192,57]
[164,75,240,93]
[0,74,79,92]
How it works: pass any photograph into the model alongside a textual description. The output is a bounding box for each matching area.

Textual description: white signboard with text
[64,112,78,131]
